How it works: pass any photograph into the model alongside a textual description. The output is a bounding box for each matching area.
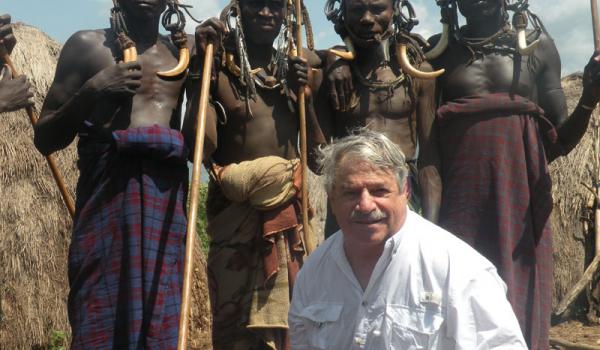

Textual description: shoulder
[296,233,340,285]
[402,212,496,278]
[427,33,442,49]
[63,29,109,51]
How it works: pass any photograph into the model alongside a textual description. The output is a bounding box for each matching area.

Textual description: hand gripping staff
[176,42,213,350]
[0,44,75,219]
[294,0,317,255]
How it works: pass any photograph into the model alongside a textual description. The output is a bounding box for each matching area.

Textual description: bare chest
[441,49,537,101]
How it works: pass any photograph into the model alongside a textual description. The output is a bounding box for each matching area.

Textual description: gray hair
[317,129,410,194]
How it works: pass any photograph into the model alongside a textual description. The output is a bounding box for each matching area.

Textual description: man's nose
[360,11,375,25]
[258,5,273,16]
[355,188,376,212]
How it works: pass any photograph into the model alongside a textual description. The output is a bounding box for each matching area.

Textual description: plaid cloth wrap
[69,123,189,349]
[436,93,556,350]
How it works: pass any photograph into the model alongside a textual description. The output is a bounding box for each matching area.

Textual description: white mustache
[350,208,388,222]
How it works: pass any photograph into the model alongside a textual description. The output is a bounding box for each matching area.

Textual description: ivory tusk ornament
[396,44,445,79]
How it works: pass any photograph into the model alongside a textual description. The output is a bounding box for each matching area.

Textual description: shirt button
[372,330,381,337]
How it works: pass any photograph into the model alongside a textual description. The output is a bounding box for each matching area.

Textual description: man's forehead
[239,0,286,5]
[345,0,394,7]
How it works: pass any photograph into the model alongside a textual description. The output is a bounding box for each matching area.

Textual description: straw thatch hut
[0,23,212,348]
[550,72,600,319]
[0,23,74,349]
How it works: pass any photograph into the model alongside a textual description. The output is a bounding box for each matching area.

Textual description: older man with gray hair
[288,129,527,349]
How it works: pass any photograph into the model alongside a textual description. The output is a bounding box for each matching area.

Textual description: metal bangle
[579,102,597,111]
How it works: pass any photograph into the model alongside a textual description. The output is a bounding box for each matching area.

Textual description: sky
[1,0,594,75]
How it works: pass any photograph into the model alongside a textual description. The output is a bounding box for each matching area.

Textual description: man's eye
[372,189,390,197]
[371,5,388,13]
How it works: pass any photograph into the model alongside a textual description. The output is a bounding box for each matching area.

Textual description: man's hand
[0,14,16,56]
[325,54,353,112]
[82,61,142,100]
[288,55,313,100]
[582,53,600,104]
[195,18,227,55]
[0,66,33,113]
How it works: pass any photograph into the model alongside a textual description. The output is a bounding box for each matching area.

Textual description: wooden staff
[294,0,316,254]
[0,44,75,219]
[593,0,600,51]
[177,42,213,350]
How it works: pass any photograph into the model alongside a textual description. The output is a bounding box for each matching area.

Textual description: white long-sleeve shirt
[289,210,527,350]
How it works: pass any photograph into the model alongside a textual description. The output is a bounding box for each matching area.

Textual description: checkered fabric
[436,93,555,350]
[68,123,189,349]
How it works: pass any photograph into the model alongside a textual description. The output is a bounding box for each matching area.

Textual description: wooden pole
[294,0,316,254]
[0,45,75,219]
[592,0,600,51]
[177,42,213,350]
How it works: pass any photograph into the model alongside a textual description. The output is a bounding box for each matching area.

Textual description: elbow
[33,125,53,156]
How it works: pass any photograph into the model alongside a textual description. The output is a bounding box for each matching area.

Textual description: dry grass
[0,23,76,349]
[550,73,600,317]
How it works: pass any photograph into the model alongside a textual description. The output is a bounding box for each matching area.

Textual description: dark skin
[0,14,34,113]
[34,0,187,155]
[318,0,441,222]
[186,0,323,167]
[428,0,600,161]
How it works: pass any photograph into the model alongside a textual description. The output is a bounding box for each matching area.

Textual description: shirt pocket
[386,304,444,350]
[298,303,344,350]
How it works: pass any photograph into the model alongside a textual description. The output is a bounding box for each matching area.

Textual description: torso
[81,29,186,130]
[433,33,545,103]
[335,62,419,160]
[211,69,300,166]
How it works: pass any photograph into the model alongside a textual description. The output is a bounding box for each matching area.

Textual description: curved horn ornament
[424,23,449,60]
[329,37,356,61]
[396,44,444,79]
[516,28,540,55]
[157,46,190,77]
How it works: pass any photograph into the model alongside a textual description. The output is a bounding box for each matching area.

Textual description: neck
[245,41,275,68]
[464,10,506,38]
[123,13,160,49]
[355,40,390,73]
[343,240,385,290]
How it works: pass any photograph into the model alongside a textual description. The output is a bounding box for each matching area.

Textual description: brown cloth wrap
[206,156,310,350]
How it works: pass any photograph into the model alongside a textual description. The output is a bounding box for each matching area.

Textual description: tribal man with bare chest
[425,0,600,348]
[188,0,319,348]
[34,0,190,348]
[319,0,442,236]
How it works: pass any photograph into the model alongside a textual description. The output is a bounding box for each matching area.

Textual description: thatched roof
[550,73,600,316]
[0,23,75,348]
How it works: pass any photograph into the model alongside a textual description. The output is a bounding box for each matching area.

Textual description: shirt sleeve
[289,269,309,350]
[446,267,528,349]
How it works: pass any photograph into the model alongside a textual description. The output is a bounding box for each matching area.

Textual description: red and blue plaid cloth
[69,123,189,349]
[437,93,555,350]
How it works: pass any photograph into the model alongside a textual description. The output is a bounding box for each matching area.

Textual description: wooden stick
[592,0,600,51]
[294,0,316,255]
[0,45,75,219]
[550,337,600,350]
[555,254,600,316]
[177,42,213,350]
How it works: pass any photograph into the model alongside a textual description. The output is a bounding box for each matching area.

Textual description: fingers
[0,14,10,26]
[0,15,15,54]
[0,64,10,81]
[344,76,354,109]
[120,61,142,71]
[334,77,346,112]
[328,79,340,111]
[195,17,227,50]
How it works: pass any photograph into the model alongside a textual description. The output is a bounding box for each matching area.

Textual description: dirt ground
[551,321,600,349]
